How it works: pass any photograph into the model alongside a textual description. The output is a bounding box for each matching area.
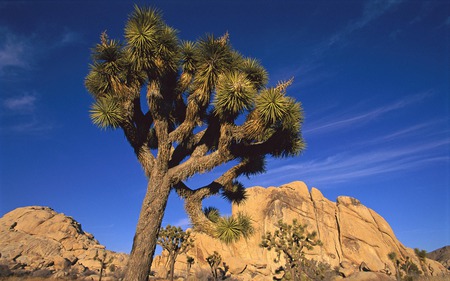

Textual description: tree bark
[184,194,216,235]
[124,175,171,281]
[169,255,175,281]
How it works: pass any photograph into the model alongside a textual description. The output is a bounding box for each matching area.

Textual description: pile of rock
[0,206,127,280]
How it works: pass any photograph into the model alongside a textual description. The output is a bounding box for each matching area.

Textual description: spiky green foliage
[203,206,221,223]
[236,212,254,239]
[414,248,427,262]
[261,219,322,280]
[221,181,247,205]
[157,225,194,281]
[215,212,254,244]
[256,88,291,125]
[215,216,241,244]
[90,95,124,129]
[214,71,256,120]
[240,58,268,91]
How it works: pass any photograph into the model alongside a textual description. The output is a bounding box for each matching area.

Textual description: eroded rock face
[0,206,127,279]
[153,181,448,280]
[428,246,450,270]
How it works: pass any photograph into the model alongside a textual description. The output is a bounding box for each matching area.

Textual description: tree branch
[168,123,234,185]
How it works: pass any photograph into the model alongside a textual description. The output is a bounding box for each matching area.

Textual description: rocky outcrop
[0,206,127,279]
[1,182,448,280]
[428,246,450,270]
[152,181,448,280]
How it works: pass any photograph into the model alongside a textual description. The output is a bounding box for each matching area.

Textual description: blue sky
[0,0,449,254]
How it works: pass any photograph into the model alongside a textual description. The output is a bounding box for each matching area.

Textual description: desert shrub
[302,259,338,281]
[388,252,423,281]
[261,219,322,280]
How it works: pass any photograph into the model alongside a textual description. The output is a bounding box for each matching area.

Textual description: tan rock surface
[0,206,127,279]
[157,181,448,280]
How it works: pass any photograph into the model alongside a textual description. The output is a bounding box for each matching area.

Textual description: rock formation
[0,182,448,280]
[0,206,127,280]
[428,246,450,270]
[152,181,448,280]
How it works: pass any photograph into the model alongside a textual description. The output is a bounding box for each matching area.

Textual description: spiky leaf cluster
[203,207,254,244]
[221,181,247,205]
[203,206,221,223]
[215,212,254,244]
[90,95,124,129]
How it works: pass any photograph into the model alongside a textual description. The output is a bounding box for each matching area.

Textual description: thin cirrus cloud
[327,0,404,48]
[244,92,448,188]
[0,30,30,74]
[0,27,81,76]
[287,0,405,90]
[168,217,191,229]
[256,136,449,188]
[303,92,431,136]
[3,94,37,112]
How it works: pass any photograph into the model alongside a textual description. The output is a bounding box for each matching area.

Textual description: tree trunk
[184,195,216,235]
[124,176,171,281]
[169,256,175,281]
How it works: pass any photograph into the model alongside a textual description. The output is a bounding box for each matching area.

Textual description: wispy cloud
[252,137,449,188]
[304,92,431,136]
[55,28,83,48]
[167,217,191,229]
[8,119,55,134]
[0,28,31,74]
[328,0,403,47]
[1,93,55,135]
[3,94,37,112]
[241,92,448,189]
[0,26,81,77]
[288,0,405,89]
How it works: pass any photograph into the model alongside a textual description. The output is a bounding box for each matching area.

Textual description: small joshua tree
[414,248,428,274]
[260,219,322,281]
[94,250,114,281]
[206,251,222,281]
[388,252,402,280]
[186,255,195,277]
[157,225,194,281]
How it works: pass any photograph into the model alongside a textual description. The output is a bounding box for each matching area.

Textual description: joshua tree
[85,5,304,280]
[157,225,194,281]
[260,219,321,281]
[388,252,402,280]
[414,248,428,274]
[206,251,223,281]
[186,255,195,277]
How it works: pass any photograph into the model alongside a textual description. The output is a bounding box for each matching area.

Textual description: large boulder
[153,181,448,280]
[0,206,127,279]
